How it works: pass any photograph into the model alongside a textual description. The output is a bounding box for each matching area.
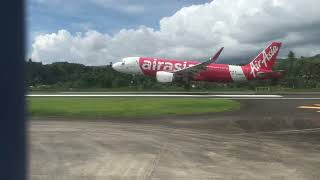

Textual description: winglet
[210,47,224,64]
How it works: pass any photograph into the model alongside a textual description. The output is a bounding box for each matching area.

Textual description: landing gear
[173,75,194,90]
[270,78,279,86]
[131,74,135,85]
[183,83,191,90]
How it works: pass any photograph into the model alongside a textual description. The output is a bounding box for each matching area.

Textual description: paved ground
[29,95,320,180]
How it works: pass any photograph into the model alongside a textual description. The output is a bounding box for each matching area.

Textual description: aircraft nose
[112,62,121,72]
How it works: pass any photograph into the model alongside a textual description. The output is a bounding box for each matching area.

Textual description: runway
[28,94,283,98]
[27,93,320,99]
[29,93,320,180]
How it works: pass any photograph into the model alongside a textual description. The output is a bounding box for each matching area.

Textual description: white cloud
[31,0,320,65]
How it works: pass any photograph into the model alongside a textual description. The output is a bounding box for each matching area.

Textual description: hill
[26,54,320,91]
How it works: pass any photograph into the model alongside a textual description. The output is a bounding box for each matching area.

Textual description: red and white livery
[112,42,283,83]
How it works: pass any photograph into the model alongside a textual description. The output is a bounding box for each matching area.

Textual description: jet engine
[156,71,175,83]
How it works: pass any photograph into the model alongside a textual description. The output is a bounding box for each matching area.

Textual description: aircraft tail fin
[244,42,282,71]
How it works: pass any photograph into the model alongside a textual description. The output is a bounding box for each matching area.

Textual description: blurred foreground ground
[29,95,320,180]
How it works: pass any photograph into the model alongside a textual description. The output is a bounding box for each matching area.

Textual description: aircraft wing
[173,47,224,75]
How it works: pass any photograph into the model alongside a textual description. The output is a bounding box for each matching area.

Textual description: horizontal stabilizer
[257,70,284,78]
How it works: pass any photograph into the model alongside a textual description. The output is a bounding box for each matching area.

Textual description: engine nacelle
[156,71,174,83]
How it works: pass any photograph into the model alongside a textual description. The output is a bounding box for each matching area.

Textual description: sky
[27,0,320,65]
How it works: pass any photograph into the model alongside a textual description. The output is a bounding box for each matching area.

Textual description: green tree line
[26,52,320,91]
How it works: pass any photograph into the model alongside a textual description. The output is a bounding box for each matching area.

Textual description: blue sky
[27,0,210,40]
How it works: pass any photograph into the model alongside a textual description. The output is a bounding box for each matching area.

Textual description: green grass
[28,97,240,119]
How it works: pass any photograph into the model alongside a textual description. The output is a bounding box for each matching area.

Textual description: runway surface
[27,93,320,99]
[29,93,320,180]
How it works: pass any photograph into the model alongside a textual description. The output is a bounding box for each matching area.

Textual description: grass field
[28,97,240,119]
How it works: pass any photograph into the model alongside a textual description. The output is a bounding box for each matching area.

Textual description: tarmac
[29,93,320,180]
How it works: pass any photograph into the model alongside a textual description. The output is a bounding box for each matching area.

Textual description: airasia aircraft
[112,42,283,83]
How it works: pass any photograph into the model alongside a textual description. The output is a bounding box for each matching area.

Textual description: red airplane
[112,42,283,83]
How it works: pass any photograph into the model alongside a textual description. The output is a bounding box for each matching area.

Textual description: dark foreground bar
[0,0,26,180]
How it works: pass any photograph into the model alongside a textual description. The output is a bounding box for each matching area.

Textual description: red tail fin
[244,42,281,78]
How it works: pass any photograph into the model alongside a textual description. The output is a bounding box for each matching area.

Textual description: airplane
[112,42,283,84]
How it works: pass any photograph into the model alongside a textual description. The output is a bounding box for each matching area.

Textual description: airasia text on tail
[244,42,281,79]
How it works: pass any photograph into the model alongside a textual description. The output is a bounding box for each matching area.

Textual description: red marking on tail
[243,42,281,79]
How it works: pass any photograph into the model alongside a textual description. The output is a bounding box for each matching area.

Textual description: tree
[288,51,295,75]
[25,56,320,90]
[287,51,296,88]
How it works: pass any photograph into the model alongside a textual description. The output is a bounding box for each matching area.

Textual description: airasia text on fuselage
[140,59,197,72]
